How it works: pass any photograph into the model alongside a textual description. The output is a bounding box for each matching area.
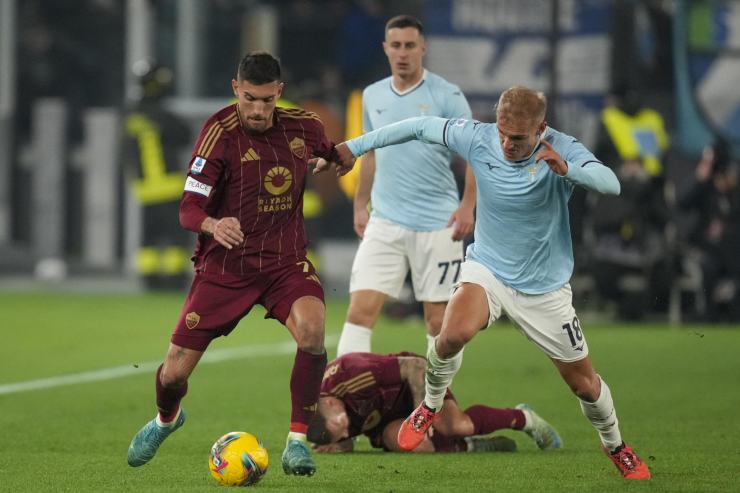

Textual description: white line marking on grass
[0,336,338,396]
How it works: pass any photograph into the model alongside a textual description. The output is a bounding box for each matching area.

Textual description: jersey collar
[390,69,427,96]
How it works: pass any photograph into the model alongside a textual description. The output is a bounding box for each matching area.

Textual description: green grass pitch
[0,292,738,492]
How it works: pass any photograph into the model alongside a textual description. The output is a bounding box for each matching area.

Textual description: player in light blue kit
[336,15,476,357]
[328,86,650,480]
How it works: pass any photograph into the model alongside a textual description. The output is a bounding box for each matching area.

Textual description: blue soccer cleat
[281,439,316,476]
[127,408,186,467]
[516,403,562,450]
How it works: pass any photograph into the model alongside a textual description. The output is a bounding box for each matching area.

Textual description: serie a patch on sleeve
[190,156,207,175]
[184,176,212,197]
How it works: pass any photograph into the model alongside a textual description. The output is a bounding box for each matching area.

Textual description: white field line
[0,335,338,396]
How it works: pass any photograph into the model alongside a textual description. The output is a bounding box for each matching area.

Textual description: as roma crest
[289,137,306,158]
[361,410,381,432]
[185,311,200,330]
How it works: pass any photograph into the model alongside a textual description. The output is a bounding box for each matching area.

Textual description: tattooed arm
[398,356,427,408]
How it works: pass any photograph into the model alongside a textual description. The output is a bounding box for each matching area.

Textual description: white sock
[287,432,307,443]
[424,341,463,411]
[579,376,622,452]
[336,322,372,357]
[463,436,475,452]
[156,407,181,427]
[519,408,535,432]
[426,334,436,354]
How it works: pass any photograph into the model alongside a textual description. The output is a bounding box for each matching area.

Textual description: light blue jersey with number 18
[362,70,472,231]
[346,116,621,295]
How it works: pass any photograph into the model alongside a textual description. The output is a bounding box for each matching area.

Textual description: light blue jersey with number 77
[346,116,621,295]
[362,70,472,231]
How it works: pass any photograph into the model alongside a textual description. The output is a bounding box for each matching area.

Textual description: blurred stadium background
[1,0,739,325]
[2,2,740,491]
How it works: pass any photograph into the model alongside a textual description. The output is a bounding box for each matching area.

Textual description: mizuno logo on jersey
[241,148,260,162]
[485,162,500,170]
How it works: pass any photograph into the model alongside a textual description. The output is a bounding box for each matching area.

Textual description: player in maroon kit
[306,352,562,454]
[127,52,351,477]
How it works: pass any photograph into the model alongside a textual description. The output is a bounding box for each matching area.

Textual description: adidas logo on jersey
[241,148,260,162]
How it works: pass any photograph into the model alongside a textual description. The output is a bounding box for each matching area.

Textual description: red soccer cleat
[397,403,438,451]
[603,443,651,480]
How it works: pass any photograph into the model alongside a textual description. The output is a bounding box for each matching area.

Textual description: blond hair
[495,86,547,125]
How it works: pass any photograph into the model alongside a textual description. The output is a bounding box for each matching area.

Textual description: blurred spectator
[678,139,740,322]
[587,85,674,319]
[595,85,669,177]
[279,0,345,86]
[122,60,193,290]
[16,0,123,139]
[589,157,672,320]
[301,69,354,240]
[339,0,388,86]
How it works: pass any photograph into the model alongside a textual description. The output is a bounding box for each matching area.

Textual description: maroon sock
[464,405,526,434]
[155,364,187,422]
[289,349,327,433]
[430,433,468,453]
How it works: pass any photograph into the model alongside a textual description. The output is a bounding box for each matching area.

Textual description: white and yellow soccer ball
[209,431,269,486]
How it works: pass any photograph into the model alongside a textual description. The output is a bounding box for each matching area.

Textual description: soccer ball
[209,431,269,486]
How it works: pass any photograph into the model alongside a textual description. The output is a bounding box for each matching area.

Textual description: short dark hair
[306,413,332,445]
[385,14,424,35]
[237,51,281,84]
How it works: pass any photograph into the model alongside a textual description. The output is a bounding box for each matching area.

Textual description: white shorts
[349,217,464,302]
[458,260,589,362]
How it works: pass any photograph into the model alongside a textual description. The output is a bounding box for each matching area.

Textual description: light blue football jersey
[362,70,472,231]
[346,116,621,294]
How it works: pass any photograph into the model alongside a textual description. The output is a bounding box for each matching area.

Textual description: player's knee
[434,413,471,437]
[159,367,188,388]
[449,418,473,437]
[436,332,467,357]
[346,297,382,328]
[295,318,325,352]
[346,309,375,328]
[432,419,454,436]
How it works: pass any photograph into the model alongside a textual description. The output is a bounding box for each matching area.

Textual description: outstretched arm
[345,117,448,158]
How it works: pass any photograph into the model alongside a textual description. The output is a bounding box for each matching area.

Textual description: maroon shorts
[171,259,324,351]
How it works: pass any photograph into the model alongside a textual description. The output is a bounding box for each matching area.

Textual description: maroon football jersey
[180,104,336,275]
[320,352,422,446]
